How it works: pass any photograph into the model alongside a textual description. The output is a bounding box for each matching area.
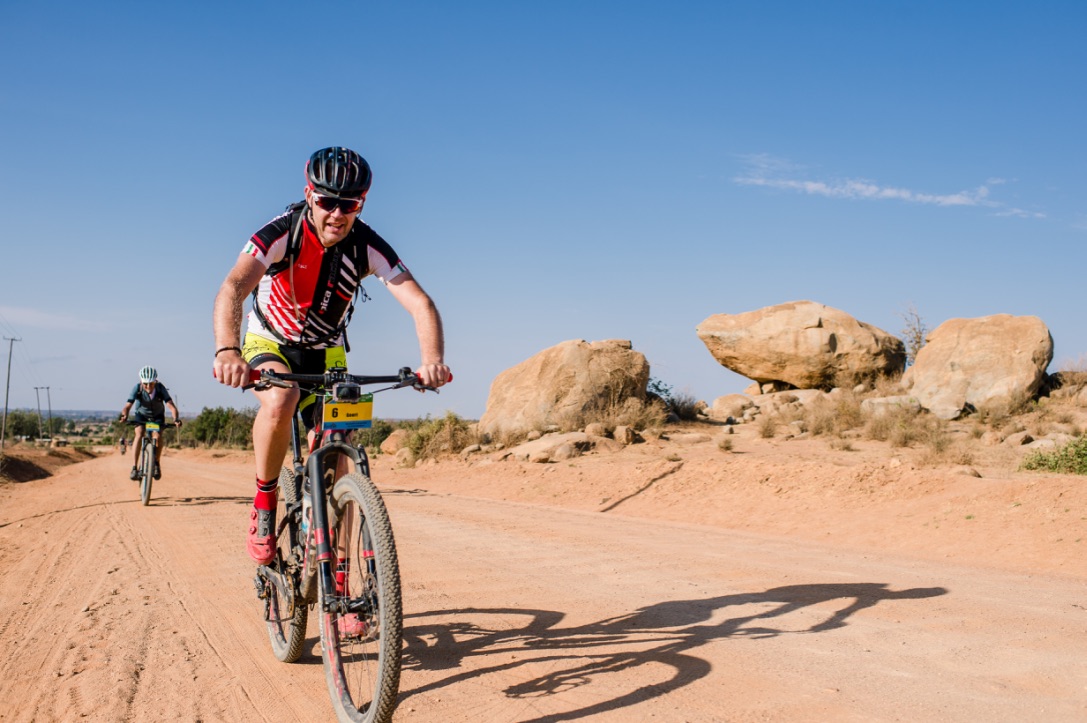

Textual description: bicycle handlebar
[120,417,182,427]
[242,366,450,394]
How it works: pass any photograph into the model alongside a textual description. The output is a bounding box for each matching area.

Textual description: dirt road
[1,448,1085,721]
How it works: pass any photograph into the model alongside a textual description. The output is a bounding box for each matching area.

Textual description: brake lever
[243,375,293,392]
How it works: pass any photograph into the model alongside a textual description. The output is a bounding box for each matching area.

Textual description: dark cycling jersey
[127,382,173,421]
[242,209,408,348]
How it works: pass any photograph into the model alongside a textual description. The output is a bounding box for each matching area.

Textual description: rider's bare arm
[120,401,133,421]
[213,253,266,388]
[386,272,450,388]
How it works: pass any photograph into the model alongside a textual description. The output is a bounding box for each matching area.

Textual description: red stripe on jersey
[267,304,301,335]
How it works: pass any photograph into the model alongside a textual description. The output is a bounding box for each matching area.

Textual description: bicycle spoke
[321,472,401,723]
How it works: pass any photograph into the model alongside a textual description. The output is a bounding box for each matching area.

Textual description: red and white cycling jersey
[242,208,408,347]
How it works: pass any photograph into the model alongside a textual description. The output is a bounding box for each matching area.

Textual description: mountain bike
[124,419,179,506]
[249,366,442,723]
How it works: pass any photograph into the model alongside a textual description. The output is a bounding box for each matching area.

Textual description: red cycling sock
[254,476,278,511]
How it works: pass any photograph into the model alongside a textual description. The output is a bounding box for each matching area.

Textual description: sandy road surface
[1,449,1086,722]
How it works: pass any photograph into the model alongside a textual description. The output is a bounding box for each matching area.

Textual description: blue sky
[1,1,1084,420]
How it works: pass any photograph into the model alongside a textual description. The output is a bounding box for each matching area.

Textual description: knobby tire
[265,466,309,663]
[140,439,154,506]
[319,472,402,723]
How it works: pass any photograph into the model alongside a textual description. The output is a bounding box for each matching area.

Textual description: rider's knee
[261,388,300,415]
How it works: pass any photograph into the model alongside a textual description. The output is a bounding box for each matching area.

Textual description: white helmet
[139,366,158,383]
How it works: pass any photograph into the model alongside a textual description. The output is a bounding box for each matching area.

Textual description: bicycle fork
[304,440,367,617]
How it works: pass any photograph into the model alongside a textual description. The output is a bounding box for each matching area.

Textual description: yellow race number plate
[322,394,374,430]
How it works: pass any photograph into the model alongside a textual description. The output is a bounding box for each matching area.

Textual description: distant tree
[187,406,256,448]
[898,304,929,367]
[4,410,40,439]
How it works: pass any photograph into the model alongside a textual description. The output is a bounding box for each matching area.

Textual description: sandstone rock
[901,315,1053,420]
[613,425,641,445]
[749,389,826,417]
[1004,431,1034,446]
[584,422,607,437]
[394,447,415,468]
[380,428,411,455]
[709,394,754,421]
[479,339,650,437]
[860,396,922,417]
[503,432,596,461]
[697,301,905,389]
[552,443,581,461]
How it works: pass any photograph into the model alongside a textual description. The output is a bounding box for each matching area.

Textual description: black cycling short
[242,332,347,431]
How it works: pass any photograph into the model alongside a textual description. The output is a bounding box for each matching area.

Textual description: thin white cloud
[0,306,112,333]
[734,155,1045,218]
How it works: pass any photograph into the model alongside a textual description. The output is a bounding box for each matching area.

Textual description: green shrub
[1020,436,1087,475]
[406,411,475,460]
[356,418,396,453]
[647,377,700,421]
[187,406,256,448]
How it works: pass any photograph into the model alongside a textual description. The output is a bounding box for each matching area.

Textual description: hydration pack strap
[250,201,359,351]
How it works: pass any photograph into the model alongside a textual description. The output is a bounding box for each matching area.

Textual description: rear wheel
[319,472,402,723]
[265,466,309,663]
[140,439,154,506]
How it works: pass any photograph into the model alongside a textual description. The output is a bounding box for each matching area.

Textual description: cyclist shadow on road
[153,495,253,507]
[402,582,947,721]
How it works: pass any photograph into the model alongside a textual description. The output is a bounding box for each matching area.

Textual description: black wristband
[215,346,242,357]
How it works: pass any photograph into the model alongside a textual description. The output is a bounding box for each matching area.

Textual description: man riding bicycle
[120,366,181,481]
[212,146,451,565]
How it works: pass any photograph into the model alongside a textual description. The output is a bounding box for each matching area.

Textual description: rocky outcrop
[479,339,651,437]
[697,301,905,390]
[494,432,626,463]
[901,315,1053,420]
[379,428,411,455]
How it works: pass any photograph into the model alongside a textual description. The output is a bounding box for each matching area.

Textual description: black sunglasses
[312,192,364,214]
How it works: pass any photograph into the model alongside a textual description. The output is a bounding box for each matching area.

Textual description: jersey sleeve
[359,224,409,284]
[159,384,173,404]
[242,209,292,268]
[127,385,139,403]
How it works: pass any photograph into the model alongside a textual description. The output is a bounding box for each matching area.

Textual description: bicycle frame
[289,414,371,614]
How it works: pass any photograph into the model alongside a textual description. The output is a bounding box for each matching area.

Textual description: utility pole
[33,387,45,441]
[1,337,21,456]
[45,387,53,441]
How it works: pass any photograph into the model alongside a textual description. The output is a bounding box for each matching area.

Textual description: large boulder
[901,314,1053,419]
[479,339,650,437]
[696,301,905,390]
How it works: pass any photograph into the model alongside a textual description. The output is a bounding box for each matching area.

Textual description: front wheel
[140,439,154,506]
[319,472,402,723]
[265,466,309,663]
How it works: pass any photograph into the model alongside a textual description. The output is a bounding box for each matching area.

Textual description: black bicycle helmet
[306,147,372,198]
